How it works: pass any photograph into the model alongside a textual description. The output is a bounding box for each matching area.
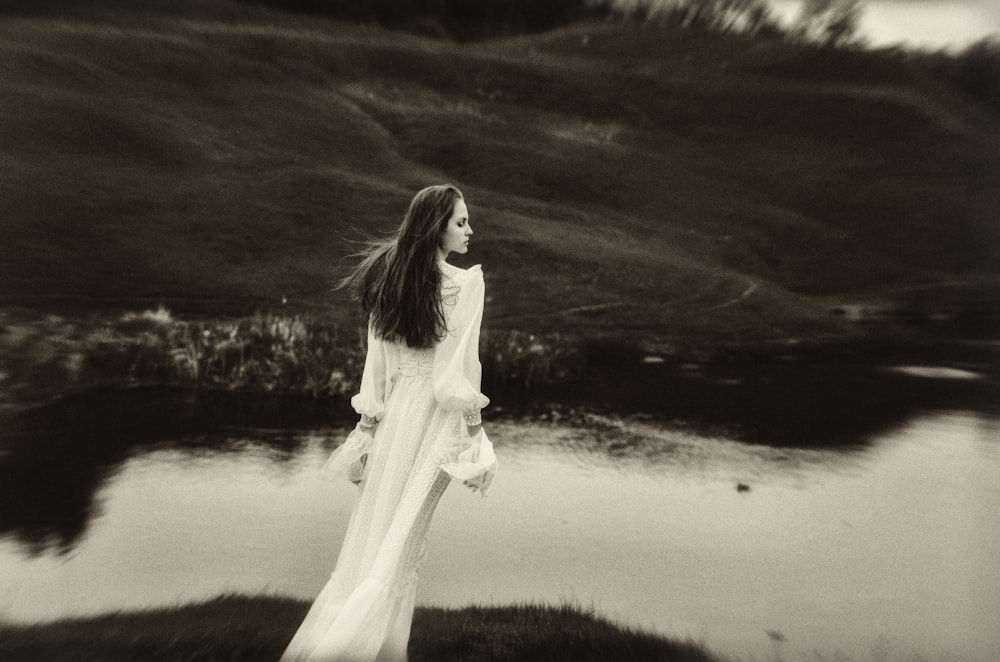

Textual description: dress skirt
[281,260,497,661]
[280,370,460,662]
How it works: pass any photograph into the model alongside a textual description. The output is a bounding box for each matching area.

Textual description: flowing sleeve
[351,323,389,420]
[439,427,498,497]
[432,266,491,413]
[324,323,390,484]
[432,265,496,497]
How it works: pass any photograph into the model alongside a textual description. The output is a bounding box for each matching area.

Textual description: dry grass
[0,307,585,406]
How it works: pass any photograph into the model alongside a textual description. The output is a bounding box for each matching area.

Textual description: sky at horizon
[770,0,1000,50]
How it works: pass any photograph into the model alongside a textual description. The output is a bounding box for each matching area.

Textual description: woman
[280,185,497,662]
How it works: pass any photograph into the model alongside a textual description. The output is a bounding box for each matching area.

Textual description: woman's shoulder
[440,261,484,284]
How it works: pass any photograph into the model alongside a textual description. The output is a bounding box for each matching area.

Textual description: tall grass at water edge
[0,307,584,406]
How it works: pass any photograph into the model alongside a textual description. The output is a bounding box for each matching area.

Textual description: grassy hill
[2,10,998,357]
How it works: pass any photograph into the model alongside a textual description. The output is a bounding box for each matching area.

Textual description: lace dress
[280,261,497,662]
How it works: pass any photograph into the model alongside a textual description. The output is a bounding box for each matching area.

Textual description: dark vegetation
[940,38,1000,109]
[0,594,719,661]
[0,308,582,408]
[1,1,999,413]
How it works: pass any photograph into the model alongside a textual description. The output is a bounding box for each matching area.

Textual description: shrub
[0,308,589,404]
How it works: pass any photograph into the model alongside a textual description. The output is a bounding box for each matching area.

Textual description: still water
[1,410,997,661]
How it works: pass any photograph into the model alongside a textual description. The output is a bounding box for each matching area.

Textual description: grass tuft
[410,600,717,661]
[0,594,720,662]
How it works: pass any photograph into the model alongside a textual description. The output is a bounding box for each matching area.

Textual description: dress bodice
[394,344,435,378]
[351,261,489,419]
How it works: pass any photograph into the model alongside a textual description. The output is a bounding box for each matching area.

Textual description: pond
[1,394,998,661]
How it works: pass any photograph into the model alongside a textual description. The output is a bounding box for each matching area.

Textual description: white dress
[280,260,498,662]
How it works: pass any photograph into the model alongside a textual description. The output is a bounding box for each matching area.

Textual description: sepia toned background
[1,1,998,660]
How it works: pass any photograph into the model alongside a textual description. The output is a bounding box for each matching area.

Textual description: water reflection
[0,387,350,553]
[1,355,997,555]
[0,453,111,556]
[1,412,997,661]
[552,357,999,446]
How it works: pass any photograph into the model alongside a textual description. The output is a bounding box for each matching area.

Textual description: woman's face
[439,197,472,257]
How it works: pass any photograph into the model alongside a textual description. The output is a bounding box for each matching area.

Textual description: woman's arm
[351,323,389,430]
[433,267,490,434]
[322,323,386,485]
[463,410,483,438]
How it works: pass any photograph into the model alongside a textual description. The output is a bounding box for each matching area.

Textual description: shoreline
[0,594,721,662]
[2,301,998,449]
[3,331,997,452]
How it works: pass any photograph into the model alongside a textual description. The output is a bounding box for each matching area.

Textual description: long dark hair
[340,185,463,348]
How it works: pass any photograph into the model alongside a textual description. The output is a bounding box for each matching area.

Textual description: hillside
[2,12,998,356]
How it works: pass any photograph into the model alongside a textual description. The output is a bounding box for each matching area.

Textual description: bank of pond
[1,364,997,660]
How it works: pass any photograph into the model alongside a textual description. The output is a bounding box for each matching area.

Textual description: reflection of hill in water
[0,388,349,554]
[2,356,997,553]
[561,353,1000,445]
